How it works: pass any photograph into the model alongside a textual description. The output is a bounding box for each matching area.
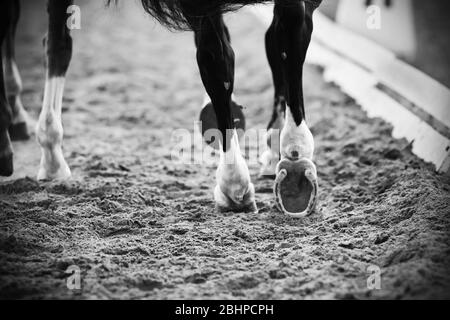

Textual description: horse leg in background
[0,1,14,176]
[3,0,31,141]
[272,0,318,218]
[259,9,288,177]
[189,14,257,213]
[36,0,73,180]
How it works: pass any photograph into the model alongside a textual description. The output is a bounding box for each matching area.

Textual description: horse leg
[0,1,14,176]
[190,14,257,213]
[36,0,73,180]
[259,10,288,177]
[272,0,318,217]
[3,0,31,141]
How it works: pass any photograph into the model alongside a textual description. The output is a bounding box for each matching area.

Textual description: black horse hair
[107,0,321,31]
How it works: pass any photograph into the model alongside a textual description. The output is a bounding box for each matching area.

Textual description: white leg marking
[36,76,71,180]
[280,107,314,160]
[259,128,280,176]
[215,130,256,212]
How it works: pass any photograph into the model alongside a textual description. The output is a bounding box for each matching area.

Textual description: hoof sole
[274,158,318,218]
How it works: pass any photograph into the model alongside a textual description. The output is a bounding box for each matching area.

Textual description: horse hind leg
[3,0,31,141]
[36,0,73,181]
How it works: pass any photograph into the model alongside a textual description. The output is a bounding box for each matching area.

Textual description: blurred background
[320,0,450,88]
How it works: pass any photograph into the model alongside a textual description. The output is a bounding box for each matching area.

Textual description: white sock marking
[36,76,71,180]
[280,107,314,160]
[216,130,253,204]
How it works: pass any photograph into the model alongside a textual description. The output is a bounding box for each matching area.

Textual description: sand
[0,0,449,299]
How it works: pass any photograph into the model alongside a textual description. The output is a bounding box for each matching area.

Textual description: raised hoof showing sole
[274,158,318,218]
[0,153,14,177]
[8,122,31,141]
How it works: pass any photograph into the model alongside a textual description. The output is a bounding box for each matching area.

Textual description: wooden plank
[313,12,450,130]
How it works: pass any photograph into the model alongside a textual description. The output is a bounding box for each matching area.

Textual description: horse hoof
[9,122,30,141]
[0,153,14,177]
[37,161,71,181]
[214,184,258,214]
[274,158,318,218]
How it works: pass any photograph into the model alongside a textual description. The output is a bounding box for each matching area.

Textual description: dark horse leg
[0,0,14,176]
[36,0,73,180]
[266,0,319,217]
[259,3,288,177]
[187,13,257,213]
[3,0,31,141]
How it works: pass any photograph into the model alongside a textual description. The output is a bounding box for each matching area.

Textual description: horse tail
[108,1,322,30]
[139,0,270,30]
